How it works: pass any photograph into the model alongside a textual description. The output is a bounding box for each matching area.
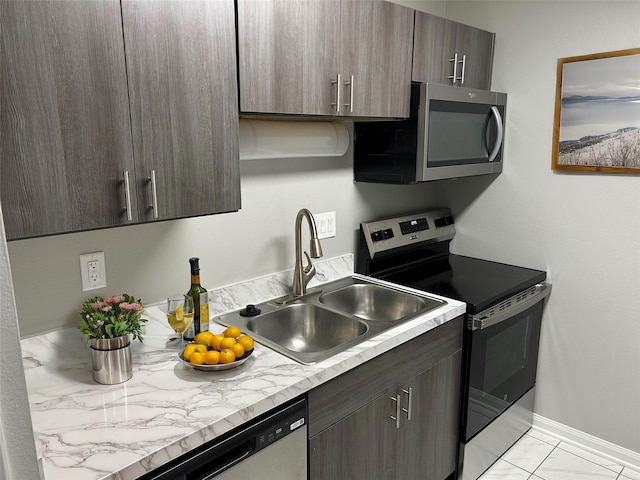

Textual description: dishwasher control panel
[255,407,306,453]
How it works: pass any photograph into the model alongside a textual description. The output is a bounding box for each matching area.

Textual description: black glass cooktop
[382,254,546,314]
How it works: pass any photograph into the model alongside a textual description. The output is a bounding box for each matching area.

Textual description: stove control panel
[361,207,456,258]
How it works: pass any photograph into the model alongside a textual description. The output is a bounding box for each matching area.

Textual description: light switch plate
[315,211,336,239]
[80,252,107,291]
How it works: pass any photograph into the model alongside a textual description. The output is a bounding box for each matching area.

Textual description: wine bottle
[186,257,208,337]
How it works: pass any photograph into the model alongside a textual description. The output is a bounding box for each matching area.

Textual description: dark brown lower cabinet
[309,316,463,480]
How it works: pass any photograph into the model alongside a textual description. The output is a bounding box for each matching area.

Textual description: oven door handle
[470,282,551,331]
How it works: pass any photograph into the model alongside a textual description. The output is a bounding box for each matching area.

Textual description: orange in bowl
[237,335,254,352]
[210,334,225,350]
[204,350,220,365]
[218,349,236,364]
[189,351,205,366]
[223,326,242,338]
[220,337,236,350]
[230,342,245,359]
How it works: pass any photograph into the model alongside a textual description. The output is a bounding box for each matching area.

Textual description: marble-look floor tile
[502,432,556,473]
[556,442,623,474]
[621,466,640,480]
[478,459,532,479]
[534,447,619,480]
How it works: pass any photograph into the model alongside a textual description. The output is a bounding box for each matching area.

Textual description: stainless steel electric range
[356,207,551,480]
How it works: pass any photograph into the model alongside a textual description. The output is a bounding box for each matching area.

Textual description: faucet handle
[303,252,316,277]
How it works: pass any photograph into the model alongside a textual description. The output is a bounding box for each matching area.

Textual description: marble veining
[22,255,466,480]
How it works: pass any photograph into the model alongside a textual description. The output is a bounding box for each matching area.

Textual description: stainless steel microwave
[354,83,507,183]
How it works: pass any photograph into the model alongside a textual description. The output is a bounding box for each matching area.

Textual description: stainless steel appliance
[138,398,307,480]
[354,83,507,183]
[356,208,550,480]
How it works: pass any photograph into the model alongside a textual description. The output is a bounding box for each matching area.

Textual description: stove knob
[371,230,383,242]
[382,228,394,239]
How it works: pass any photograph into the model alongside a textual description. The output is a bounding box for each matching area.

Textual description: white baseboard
[532,414,640,473]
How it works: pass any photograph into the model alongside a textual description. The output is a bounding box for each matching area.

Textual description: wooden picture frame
[552,48,640,173]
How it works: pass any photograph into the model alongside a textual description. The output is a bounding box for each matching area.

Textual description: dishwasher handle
[187,440,253,480]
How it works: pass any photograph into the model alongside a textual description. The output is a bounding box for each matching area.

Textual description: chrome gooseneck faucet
[292,208,323,297]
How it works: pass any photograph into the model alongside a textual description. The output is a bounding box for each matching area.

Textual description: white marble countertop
[22,258,466,480]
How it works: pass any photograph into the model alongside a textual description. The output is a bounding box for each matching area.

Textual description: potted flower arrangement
[80,294,146,384]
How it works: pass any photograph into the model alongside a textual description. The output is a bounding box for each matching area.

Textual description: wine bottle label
[200,303,209,332]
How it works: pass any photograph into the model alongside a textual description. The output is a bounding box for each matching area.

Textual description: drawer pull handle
[344,75,354,113]
[449,53,465,84]
[402,388,412,421]
[389,394,401,429]
[331,73,341,113]
[449,53,458,83]
[148,170,158,219]
[123,171,132,222]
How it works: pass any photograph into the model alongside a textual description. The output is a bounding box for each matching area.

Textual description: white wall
[430,0,640,455]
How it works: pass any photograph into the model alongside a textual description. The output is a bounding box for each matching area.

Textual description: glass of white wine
[167,295,195,347]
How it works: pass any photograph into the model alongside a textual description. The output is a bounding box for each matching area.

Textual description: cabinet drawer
[308,315,463,437]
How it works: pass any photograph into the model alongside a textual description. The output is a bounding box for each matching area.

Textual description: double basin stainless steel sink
[216,275,446,364]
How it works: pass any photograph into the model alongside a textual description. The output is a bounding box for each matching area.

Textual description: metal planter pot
[90,335,132,384]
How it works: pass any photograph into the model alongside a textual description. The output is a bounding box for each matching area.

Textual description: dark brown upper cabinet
[1,0,240,240]
[237,0,415,119]
[412,11,495,90]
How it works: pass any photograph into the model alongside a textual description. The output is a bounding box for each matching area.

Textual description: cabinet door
[412,12,457,84]
[122,0,240,221]
[1,0,136,239]
[237,0,341,115]
[454,23,494,90]
[397,351,462,480]
[413,11,494,90]
[340,1,414,118]
[309,393,398,480]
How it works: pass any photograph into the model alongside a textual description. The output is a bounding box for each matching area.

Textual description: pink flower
[90,301,106,310]
[119,302,142,312]
[105,295,124,304]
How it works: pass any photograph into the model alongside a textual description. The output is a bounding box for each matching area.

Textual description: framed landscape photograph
[552,48,640,173]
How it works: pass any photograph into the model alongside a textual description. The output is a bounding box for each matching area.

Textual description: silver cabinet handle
[344,75,354,113]
[147,170,158,219]
[449,53,458,84]
[123,171,132,222]
[389,394,401,429]
[487,106,504,163]
[449,53,466,84]
[402,388,412,421]
[331,73,341,113]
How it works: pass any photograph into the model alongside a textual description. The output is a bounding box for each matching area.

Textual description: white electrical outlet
[314,211,336,239]
[80,252,107,291]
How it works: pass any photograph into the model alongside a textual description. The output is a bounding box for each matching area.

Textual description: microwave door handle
[487,106,504,162]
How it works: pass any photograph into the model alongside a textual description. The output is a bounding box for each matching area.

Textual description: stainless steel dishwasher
[138,398,307,480]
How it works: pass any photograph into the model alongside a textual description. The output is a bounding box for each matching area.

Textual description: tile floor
[477,429,640,480]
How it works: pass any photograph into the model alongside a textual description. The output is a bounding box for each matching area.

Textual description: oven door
[461,283,550,442]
